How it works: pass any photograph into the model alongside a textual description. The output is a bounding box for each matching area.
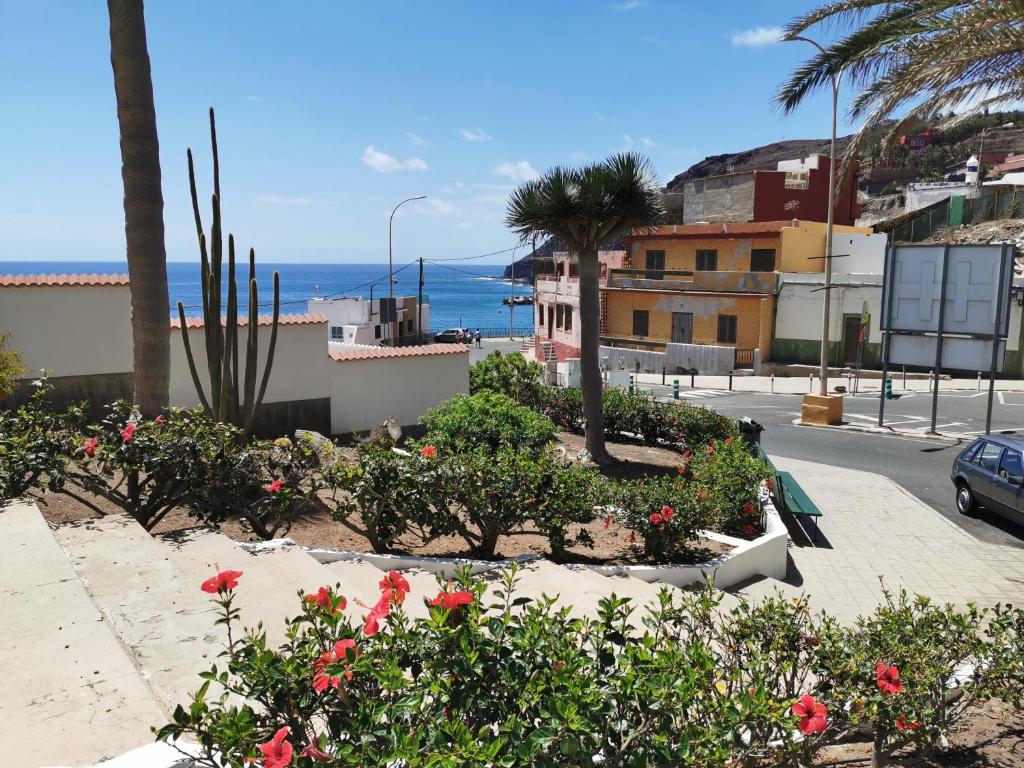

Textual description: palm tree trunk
[108,0,169,417]
[577,247,609,463]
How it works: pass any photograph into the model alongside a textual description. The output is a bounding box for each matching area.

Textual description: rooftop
[628,220,801,240]
[171,313,328,329]
[328,343,468,362]
[0,273,130,287]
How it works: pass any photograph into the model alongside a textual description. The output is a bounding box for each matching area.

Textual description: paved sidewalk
[766,456,1024,624]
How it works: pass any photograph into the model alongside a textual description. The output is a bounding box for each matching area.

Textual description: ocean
[0,260,535,335]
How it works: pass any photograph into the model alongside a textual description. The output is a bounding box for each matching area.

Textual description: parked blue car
[951,435,1024,526]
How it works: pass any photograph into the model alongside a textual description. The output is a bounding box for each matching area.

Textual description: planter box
[801,393,844,425]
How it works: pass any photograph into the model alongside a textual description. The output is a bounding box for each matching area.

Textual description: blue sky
[0,1,859,265]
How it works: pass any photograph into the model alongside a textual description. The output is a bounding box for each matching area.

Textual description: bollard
[903,365,906,389]
[929,369,934,392]
[847,372,853,392]
[673,379,679,400]
[977,371,982,391]
[628,375,634,394]
[884,377,893,400]
[770,373,775,395]
[809,373,814,393]
[691,370,695,388]
[661,366,666,386]
[728,371,733,391]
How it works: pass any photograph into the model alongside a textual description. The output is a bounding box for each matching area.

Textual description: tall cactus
[176,108,280,436]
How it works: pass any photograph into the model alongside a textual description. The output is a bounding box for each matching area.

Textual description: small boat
[502,295,534,306]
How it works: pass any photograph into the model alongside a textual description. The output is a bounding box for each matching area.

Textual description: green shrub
[421,391,556,456]
[0,331,25,399]
[688,436,772,538]
[614,472,706,558]
[469,351,545,406]
[161,573,1024,768]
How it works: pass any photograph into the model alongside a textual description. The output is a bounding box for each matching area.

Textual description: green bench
[751,444,823,542]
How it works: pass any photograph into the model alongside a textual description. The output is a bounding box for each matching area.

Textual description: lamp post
[791,35,839,398]
[389,195,425,301]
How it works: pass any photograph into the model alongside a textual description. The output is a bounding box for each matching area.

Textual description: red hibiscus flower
[677,466,686,475]
[743,502,755,516]
[683,449,693,461]
[379,570,410,605]
[765,478,774,491]
[428,589,474,610]
[120,423,137,443]
[155,415,164,425]
[660,505,674,521]
[201,569,242,594]
[629,531,636,544]
[650,512,663,526]
[604,514,611,529]
[257,726,293,768]
[83,437,98,457]
[300,742,332,763]
[419,444,437,458]
[744,523,755,537]
[266,479,284,494]
[895,714,921,732]
[875,662,903,695]
[312,638,357,692]
[560,418,568,427]
[706,444,715,454]
[792,694,828,735]
[725,437,733,444]
[305,586,345,613]
[362,593,391,637]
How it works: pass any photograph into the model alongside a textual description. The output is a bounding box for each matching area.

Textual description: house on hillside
[674,155,861,227]
[308,294,430,346]
[898,129,936,151]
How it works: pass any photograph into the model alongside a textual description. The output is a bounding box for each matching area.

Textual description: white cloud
[247,95,263,104]
[361,146,429,173]
[459,128,493,143]
[494,161,540,182]
[422,198,459,216]
[622,134,635,151]
[255,194,315,206]
[611,0,647,9]
[569,151,588,162]
[640,137,656,148]
[730,26,783,48]
[404,131,427,146]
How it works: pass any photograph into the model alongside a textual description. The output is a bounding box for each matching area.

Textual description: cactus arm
[228,234,240,424]
[246,270,280,434]
[243,277,259,432]
[187,147,204,239]
[177,301,212,413]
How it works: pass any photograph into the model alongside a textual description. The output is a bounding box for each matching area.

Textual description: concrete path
[764,456,1024,624]
[0,501,166,768]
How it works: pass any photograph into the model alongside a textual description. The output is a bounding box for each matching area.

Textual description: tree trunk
[577,247,610,463]
[108,0,169,417]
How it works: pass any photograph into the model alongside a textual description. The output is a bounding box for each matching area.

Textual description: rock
[360,419,402,448]
[294,429,342,466]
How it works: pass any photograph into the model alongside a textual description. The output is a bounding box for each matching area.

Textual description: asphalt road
[643,384,1024,549]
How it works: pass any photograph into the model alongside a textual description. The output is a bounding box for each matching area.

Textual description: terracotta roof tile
[171,313,328,329]
[329,343,469,362]
[0,273,130,287]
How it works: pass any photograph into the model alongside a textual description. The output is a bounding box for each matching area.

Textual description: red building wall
[752,157,860,226]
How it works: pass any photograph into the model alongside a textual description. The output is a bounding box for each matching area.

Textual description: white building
[308,295,430,346]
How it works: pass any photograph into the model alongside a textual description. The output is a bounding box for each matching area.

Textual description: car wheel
[955,482,976,515]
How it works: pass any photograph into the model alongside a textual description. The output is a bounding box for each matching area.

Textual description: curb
[793,418,967,443]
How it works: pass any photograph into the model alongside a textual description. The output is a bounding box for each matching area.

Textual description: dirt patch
[819,699,1024,767]
[554,431,684,481]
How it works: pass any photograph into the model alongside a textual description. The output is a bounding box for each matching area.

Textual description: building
[600,220,875,363]
[307,294,430,346]
[898,128,936,151]
[534,250,625,362]
[673,155,861,227]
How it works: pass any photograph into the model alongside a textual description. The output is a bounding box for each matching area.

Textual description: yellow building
[601,219,871,361]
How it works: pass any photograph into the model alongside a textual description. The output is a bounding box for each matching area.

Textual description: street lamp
[977,123,1014,188]
[790,35,839,398]
[388,195,426,302]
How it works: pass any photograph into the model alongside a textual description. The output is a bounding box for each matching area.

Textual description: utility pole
[388,195,426,343]
[417,257,424,344]
[509,246,518,339]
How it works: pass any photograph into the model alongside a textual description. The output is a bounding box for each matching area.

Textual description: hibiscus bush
[614,473,706,559]
[468,350,546,407]
[421,391,556,456]
[162,569,1024,768]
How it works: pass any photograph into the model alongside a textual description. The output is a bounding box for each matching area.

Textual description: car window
[974,442,1004,474]
[999,450,1024,485]
[959,440,983,464]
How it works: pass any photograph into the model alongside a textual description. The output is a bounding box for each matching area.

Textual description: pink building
[534,250,626,362]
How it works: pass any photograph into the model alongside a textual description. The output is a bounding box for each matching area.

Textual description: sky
[0,1,862,266]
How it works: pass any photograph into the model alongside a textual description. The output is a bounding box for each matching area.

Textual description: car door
[989,448,1024,524]
[969,441,1004,505]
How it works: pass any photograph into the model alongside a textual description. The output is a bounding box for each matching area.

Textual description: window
[374,325,382,340]
[750,249,776,272]
[1000,450,1024,485]
[556,304,564,329]
[696,249,718,271]
[717,314,737,344]
[784,169,810,190]
[538,305,545,326]
[330,326,344,340]
[644,250,665,278]
[569,262,579,278]
[974,442,1003,474]
[632,309,649,337]
[407,319,414,333]
[960,440,983,464]
[563,305,572,331]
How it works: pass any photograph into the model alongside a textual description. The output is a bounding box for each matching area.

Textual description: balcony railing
[607,269,777,294]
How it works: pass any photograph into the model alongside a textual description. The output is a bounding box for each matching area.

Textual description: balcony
[606,269,777,294]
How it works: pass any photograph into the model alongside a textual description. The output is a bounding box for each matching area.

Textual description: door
[547,306,554,339]
[969,441,1004,505]
[842,315,861,364]
[645,250,665,279]
[989,448,1024,524]
[671,312,693,344]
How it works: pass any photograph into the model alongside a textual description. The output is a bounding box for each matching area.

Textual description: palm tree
[107,0,169,416]
[506,153,664,463]
[776,1,1024,166]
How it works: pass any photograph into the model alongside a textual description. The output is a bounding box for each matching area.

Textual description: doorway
[547,306,554,339]
[842,314,862,364]
[671,312,693,344]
